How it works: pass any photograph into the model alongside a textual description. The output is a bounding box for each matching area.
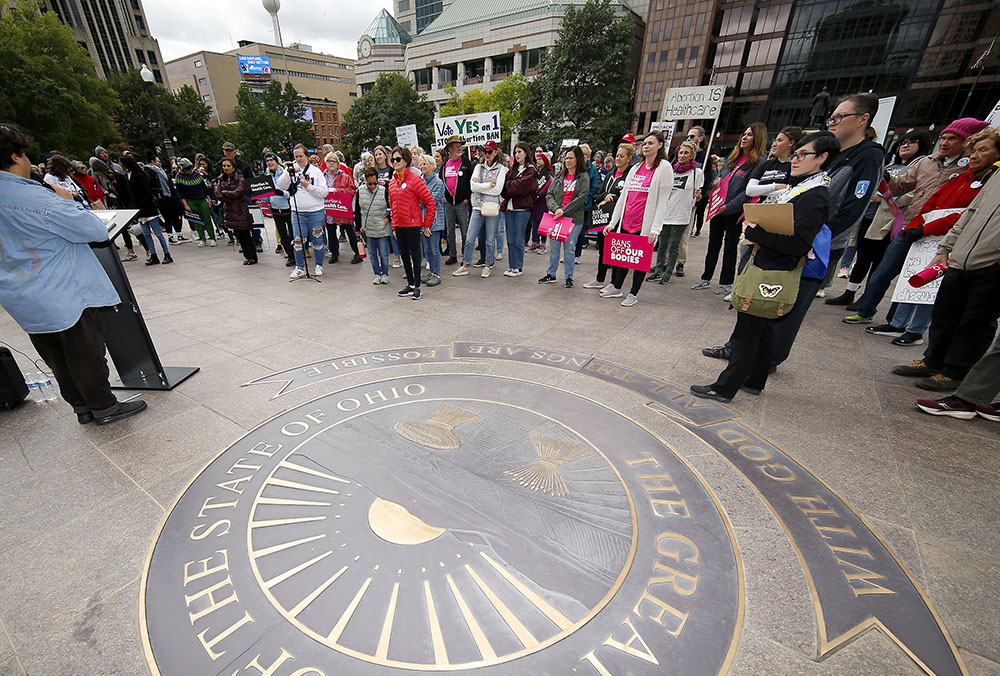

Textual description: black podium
[90,211,199,390]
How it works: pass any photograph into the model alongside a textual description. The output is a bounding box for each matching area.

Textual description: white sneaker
[452,266,469,276]
[381,274,390,284]
[575,256,582,264]
[392,256,402,268]
[600,283,615,294]
[373,275,381,285]
[621,294,638,307]
[208,239,217,247]
[481,266,492,278]
[197,241,205,247]
[723,293,732,302]
[601,288,624,298]
[290,267,305,280]
[496,252,503,260]
[582,280,604,289]
[816,289,826,298]
[313,265,324,276]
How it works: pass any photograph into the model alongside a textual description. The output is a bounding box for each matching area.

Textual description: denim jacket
[0,171,120,333]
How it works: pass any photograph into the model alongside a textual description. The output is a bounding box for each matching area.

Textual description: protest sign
[603,232,653,272]
[538,213,575,242]
[661,86,726,121]
[590,202,614,229]
[396,124,418,148]
[891,235,945,305]
[324,194,352,219]
[434,112,501,148]
[248,175,276,200]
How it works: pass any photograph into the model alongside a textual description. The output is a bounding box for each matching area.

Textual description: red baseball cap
[621,133,637,143]
[483,140,499,151]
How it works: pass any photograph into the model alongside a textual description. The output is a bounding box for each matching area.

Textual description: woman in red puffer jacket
[387,146,436,300]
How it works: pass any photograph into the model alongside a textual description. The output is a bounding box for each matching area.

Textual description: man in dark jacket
[439,135,473,265]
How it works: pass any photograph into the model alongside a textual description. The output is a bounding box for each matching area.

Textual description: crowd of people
[3,91,1000,424]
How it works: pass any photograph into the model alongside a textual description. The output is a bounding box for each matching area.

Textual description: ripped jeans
[291,209,327,268]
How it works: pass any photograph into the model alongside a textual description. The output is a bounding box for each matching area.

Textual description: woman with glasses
[692,122,767,296]
[276,143,329,279]
[374,146,402,269]
[387,147,436,300]
[691,131,839,402]
[418,154,446,286]
[324,152,360,265]
[452,140,507,279]
[583,142,633,290]
[539,145,590,288]
[648,140,703,287]
[356,167,391,284]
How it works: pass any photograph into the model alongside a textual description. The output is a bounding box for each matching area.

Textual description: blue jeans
[291,210,326,268]
[888,302,933,335]
[423,230,442,276]
[505,210,530,271]
[839,244,857,269]
[464,209,498,266]
[496,212,506,254]
[368,236,390,276]
[856,236,910,318]
[547,222,584,278]
[140,217,169,257]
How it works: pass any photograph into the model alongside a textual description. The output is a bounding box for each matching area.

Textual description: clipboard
[743,203,794,235]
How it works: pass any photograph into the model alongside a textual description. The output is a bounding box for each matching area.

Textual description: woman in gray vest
[355,167,391,284]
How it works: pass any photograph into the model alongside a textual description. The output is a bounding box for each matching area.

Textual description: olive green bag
[730,252,801,319]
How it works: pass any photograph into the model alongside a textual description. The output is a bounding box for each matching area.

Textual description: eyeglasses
[366,181,379,187]
[485,149,496,155]
[826,112,863,126]
[899,139,916,144]
[790,151,819,161]
[391,157,405,163]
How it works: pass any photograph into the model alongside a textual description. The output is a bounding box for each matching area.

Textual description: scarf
[763,172,829,204]
[673,160,697,175]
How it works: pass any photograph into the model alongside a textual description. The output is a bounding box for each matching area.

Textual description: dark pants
[702,213,742,285]
[850,232,890,286]
[611,265,644,296]
[234,229,257,262]
[694,194,708,235]
[714,311,775,397]
[273,211,295,262]
[28,308,119,416]
[823,247,845,288]
[396,227,423,288]
[722,276,823,367]
[595,230,611,282]
[329,222,359,259]
[925,265,1000,379]
[159,196,183,234]
[575,209,592,257]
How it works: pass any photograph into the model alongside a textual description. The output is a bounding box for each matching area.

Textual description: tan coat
[888,154,969,224]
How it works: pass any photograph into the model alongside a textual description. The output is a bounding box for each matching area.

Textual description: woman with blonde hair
[324,152,359,264]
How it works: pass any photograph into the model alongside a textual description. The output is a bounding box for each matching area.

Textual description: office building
[165,41,357,145]
[358,0,643,109]
[635,0,1000,142]
[40,0,168,84]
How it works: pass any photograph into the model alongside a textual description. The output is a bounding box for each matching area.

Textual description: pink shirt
[622,163,656,233]
[561,174,577,208]
[445,158,462,194]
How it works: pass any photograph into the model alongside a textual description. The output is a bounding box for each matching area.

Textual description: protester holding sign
[526,153,554,255]
[690,131,837,403]
[583,143,633,290]
[692,123,766,295]
[649,141,703,285]
[324,153,360,265]
[601,131,674,306]
[174,157,217,247]
[500,143,537,277]
[539,146,589,288]
[453,140,507,279]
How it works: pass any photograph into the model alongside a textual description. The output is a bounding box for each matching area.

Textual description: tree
[521,0,637,150]
[341,73,435,157]
[439,74,530,150]
[0,0,118,159]
[234,80,315,160]
[108,69,216,160]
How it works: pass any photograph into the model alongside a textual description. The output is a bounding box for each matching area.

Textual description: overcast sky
[145,0,394,62]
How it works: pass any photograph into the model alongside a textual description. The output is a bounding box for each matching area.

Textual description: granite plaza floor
[0,231,997,676]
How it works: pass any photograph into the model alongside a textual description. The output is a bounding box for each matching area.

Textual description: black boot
[824,289,856,306]
[351,254,362,264]
[145,254,160,266]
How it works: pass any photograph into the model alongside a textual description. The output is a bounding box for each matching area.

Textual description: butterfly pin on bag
[731,246,802,319]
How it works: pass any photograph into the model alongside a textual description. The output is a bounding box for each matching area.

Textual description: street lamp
[139,64,174,165]
[261,0,290,82]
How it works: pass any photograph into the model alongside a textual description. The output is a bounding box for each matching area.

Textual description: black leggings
[235,229,257,262]
[849,217,889,286]
[702,212,742,285]
[329,222,359,258]
[273,211,294,262]
[612,265,644,296]
[396,227,423,288]
[596,230,611,282]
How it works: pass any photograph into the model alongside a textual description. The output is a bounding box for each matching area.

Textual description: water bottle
[38,372,57,401]
[23,371,42,402]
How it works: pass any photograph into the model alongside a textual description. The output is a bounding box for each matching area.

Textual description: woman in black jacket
[121,155,172,265]
[583,142,634,290]
[691,131,840,402]
[215,159,257,264]
[692,122,767,295]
